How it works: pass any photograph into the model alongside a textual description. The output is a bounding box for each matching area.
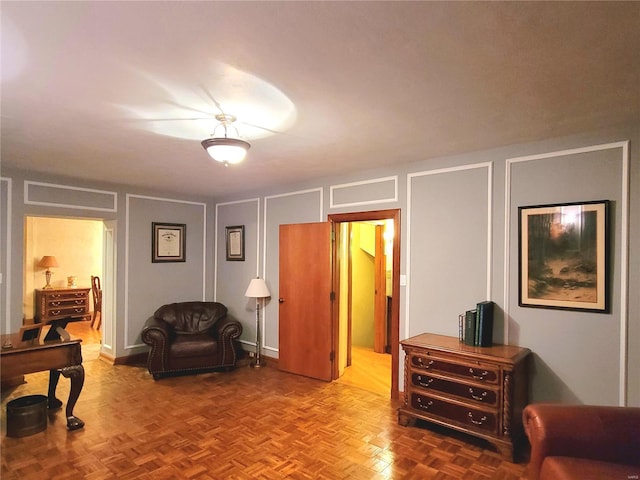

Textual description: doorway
[23,216,107,358]
[329,209,400,398]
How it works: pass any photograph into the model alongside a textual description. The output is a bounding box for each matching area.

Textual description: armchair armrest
[141,316,174,345]
[215,317,242,340]
[523,404,640,480]
[141,316,175,377]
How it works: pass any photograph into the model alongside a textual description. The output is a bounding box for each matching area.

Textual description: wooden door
[279,222,333,381]
[374,224,386,353]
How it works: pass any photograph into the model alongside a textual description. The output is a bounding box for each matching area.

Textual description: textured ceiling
[2,1,639,197]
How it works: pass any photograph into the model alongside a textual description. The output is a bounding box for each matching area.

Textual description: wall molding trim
[504,140,630,405]
[263,187,323,353]
[214,198,260,301]
[24,180,118,212]
[406,162,493,339]
[1,177,13,334]
[124,194,207,350]
[329,175,398,208]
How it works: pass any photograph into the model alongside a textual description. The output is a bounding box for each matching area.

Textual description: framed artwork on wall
[518,200,610,312]
[152,222,186,263]
[226,225,245,261]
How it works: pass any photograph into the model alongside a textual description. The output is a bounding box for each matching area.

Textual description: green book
[464,309,477,346]
[475,301,494,347]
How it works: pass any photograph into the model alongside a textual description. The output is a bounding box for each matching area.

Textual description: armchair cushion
[523,403,640,480]
[141,301,242,379]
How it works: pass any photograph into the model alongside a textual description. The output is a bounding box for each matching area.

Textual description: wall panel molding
[406,162,492,339]
[24,180,117,212]
[0,177,12,334]
[263,188,323,354]
[330,176,398,208]
[124,194,207,349]
[504,141,629,405]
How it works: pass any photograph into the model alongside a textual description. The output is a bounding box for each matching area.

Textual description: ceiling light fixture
[201,114,251,167]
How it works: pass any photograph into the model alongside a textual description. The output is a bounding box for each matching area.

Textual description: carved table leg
[60,364,85,430]
[48,365,85,430]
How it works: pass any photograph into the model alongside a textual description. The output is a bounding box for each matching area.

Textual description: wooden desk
[1,332,85,431]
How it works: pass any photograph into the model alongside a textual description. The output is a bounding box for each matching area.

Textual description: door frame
[329,209,401,398]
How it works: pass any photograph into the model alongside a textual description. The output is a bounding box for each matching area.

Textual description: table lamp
[245,277,271,368]
[38,255,59,289]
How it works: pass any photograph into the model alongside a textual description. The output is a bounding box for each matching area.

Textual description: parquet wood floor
[335,347,391,397]
[1,346,529,479]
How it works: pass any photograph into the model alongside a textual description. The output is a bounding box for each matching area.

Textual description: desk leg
[48,369,64,409]
[48,365,85,431]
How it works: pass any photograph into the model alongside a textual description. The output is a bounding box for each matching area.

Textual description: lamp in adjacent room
[245,277,271,368]
[201,114,251,167]
[38,255,59,289]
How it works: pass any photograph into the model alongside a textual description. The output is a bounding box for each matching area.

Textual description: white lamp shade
[245,278,271,298]
[201,138,250,164]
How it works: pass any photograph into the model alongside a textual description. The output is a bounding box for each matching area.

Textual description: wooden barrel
[6,395,48,437]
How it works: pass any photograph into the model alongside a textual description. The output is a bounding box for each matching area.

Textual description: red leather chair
[523,403,640,480]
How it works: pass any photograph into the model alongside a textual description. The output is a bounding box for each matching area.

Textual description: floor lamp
[245,277,271,368]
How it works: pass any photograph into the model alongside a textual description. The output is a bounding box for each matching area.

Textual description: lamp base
[250,358,266,368]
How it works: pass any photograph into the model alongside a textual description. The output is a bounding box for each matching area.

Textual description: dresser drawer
[411,372,499,407]
[45,306,89,319]
[46,290,88,301]
[410,352,499,385]
[410,392,498,434]
[45,297,87,309]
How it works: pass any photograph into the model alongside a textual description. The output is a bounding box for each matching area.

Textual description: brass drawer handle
[417,376,434,388]
[51,301,61,306]
[469,388,488,401]
[74,293,85,297]
[469,367,489,380]
[51,310,61,315]
[51,294,61,298]
[417,358,434,369]
[417,399,433,411]
[74,308,85,313]
[75,300,84,305]
[468,412,487,425]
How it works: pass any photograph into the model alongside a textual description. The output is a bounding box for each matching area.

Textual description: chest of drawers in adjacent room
[398,333,530,461]
[35,288,91,323]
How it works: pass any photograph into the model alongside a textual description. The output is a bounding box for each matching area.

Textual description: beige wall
[24,217,103,320]
[351,223,375,347]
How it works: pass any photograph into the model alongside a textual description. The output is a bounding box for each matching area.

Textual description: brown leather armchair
[141,301,242,379]
[523,403,640,480]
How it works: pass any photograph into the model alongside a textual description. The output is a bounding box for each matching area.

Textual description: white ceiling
[2,1,639,198]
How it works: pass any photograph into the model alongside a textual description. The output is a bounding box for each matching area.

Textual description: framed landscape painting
[518,200,609,312]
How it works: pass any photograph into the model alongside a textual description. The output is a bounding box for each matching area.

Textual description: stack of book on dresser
[459,301,494,347]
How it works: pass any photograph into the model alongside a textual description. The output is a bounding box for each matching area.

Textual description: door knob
[279,298,285,303]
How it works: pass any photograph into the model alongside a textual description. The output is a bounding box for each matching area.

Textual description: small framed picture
[226,225,245,261]
[518,200,609,312]
[152,222,186,263]
[19,324,42,342]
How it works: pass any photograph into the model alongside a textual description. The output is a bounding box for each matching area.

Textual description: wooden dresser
[35,288,91,324]
[398,333,530,461]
